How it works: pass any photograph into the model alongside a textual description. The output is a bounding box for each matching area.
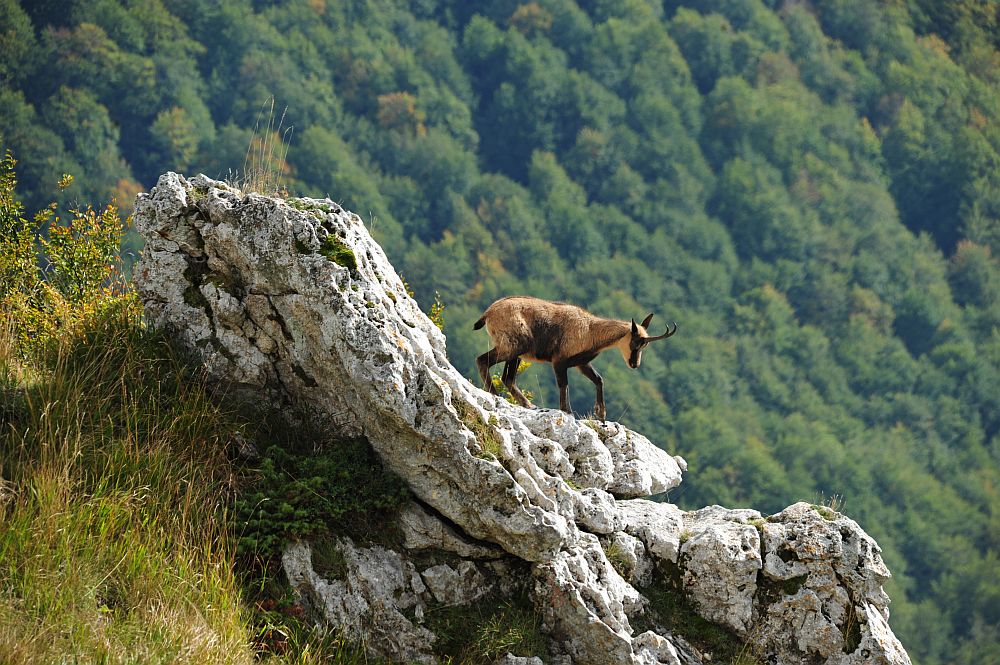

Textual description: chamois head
[625,313,677,369]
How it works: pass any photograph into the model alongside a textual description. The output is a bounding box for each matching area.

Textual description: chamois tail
[473,316,486,330]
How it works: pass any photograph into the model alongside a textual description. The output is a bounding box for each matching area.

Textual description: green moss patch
[320,234,358,272]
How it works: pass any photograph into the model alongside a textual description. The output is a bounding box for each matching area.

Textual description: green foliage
[0,151,127,358]
[429,289,446,331]
[5,1,1000,661]
[235,437,410,563]
[0,166,402,663]
[424,587,548,664]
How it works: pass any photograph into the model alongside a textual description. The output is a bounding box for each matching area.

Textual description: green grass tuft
[424,587,548,664]
[455,401,504,461]
[603,541,634,579]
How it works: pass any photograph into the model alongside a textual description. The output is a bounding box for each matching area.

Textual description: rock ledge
[134,173,910,665]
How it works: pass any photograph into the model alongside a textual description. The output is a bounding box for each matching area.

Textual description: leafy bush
[0,157,396,663]
[0,151,129,358]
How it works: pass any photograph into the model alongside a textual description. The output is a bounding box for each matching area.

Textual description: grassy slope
[0,300,251,662]
[0,299,379,664]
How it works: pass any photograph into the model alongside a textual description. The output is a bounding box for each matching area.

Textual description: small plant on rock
[235,434,410,565]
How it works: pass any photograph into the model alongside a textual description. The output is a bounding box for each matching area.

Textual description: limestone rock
[618,499,685,564]
[678,514,761,634]
[605,530,655,588]
[533,534,689,665]
[751,503,910,665]
[134,174,911,665]
[283,539,436,663]
[632,631,682,665]
[421,560,491,606]
[496,655,544,665]
[398,501,505,559]
[134,173,684,568]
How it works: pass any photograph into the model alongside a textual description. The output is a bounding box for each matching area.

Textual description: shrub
[0,151,129,359]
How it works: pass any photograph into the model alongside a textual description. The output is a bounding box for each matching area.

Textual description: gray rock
[495,655,544,665]
[618,499,685,564]
[421,560,491,605]
[533,534,653,665]
[751,503,910,665]
[134,173,684,568]
[679,517,761,634]
[632,631,683,665]
[134,174,911,665]
[605,531,654,588]
[283,539,436,663]
[398,501,505,559]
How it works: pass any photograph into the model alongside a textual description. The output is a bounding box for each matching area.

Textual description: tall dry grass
[0,301,255,664]
[236,97,294,196]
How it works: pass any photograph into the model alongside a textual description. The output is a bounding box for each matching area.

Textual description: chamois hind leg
[502,357,533,408]
[477,348,501,394]
[578,363,605,421]
[554,361,572,415]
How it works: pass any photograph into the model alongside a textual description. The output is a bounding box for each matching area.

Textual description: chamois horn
[648,322,677,341]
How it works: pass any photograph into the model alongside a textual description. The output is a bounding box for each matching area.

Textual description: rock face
[134,173,911,665]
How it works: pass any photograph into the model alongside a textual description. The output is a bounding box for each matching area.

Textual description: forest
[1,0,999,662]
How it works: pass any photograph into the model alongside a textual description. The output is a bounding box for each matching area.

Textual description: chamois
[473,296,676,421]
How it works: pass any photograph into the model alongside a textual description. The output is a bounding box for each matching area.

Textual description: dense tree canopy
[2,0,999,661]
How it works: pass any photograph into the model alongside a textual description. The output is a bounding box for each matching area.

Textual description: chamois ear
[640,313,654,329]
[631,318,639,335]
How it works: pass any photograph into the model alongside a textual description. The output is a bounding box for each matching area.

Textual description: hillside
[1,1,999,662]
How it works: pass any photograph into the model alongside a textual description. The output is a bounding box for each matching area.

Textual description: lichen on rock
[134,173,911,665]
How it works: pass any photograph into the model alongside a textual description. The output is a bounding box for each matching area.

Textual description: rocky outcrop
[134,173,911,665]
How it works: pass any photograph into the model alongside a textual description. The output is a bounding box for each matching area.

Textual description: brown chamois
[473,296,676,421]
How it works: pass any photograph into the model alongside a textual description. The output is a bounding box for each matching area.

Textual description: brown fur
[473,296,675,420]
[478,297,635,363]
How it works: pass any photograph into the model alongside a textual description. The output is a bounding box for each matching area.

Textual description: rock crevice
[135,173,911,665]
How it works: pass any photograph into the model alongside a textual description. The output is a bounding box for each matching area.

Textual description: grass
[455,401,504,461]
[236,97,293,196]
[0,300,391,664]
[424,587,548,664]
[0,300,253,663]
[812,493,845,521]
[0,151,391,664]
[603,540,634,579]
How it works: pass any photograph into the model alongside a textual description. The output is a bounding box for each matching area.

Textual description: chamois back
[476,296,629,364]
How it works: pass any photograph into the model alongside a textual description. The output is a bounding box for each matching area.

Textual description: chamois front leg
[577,363,605,421]
[554,361,571,414]
[477,348,501,394]
[502,357,533,408]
